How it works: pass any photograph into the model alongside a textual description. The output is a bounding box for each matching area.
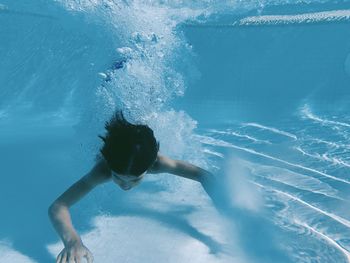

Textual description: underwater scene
[1,0,350,262]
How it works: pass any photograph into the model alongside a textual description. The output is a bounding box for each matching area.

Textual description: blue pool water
[1,1,350,262]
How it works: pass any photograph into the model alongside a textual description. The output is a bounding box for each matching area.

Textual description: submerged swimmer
[49,111,214,263]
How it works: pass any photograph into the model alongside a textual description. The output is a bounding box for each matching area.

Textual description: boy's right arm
[48,160,111,263]
[149,154,216,197]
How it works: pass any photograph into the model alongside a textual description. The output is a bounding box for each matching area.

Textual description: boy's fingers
[84,252,93,263]
[61,252,68,263]
[56,252,62,263]
[75,256,81,263]
[67,254,75,263]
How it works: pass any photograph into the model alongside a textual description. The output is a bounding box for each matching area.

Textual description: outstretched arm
[149,154,216,193]
[48,160,111,263]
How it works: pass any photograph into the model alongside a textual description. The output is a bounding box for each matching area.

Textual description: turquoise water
[1,1,350,262]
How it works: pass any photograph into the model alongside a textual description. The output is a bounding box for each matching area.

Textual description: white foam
[47,215,243,263]
[57,0,208,163]
[238,9,350,26]
[0,241,37,263]
[144,110,206,166]
[224,157,263,212]
[55,0,100,10]
[242,123,297,140]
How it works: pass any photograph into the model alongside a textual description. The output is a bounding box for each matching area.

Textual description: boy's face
[111,172,145,190]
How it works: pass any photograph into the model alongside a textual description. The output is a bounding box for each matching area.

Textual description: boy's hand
[56,242,93,263]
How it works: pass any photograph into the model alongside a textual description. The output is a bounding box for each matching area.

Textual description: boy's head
[99,111,159,176]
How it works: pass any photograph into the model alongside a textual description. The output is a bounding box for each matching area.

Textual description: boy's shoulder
[84,158,111,186]
[147,154,176,174]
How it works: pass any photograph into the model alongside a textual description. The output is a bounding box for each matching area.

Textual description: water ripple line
[295,146,350,169]
[301,105,350,129]
[253,182,350,230]
[251,167,342,201]
[298,221,350,263]
[196,135,350,185]
[206,128,271,144]
[306,137,350,151]
[237,9,350,26]
[242,123,297,140]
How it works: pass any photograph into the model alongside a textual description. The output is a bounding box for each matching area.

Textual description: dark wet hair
[99,111,159,176]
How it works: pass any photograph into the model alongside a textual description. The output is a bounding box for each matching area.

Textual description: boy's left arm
[149,154,215,192]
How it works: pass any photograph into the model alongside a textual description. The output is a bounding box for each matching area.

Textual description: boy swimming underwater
[49,111,214,263]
